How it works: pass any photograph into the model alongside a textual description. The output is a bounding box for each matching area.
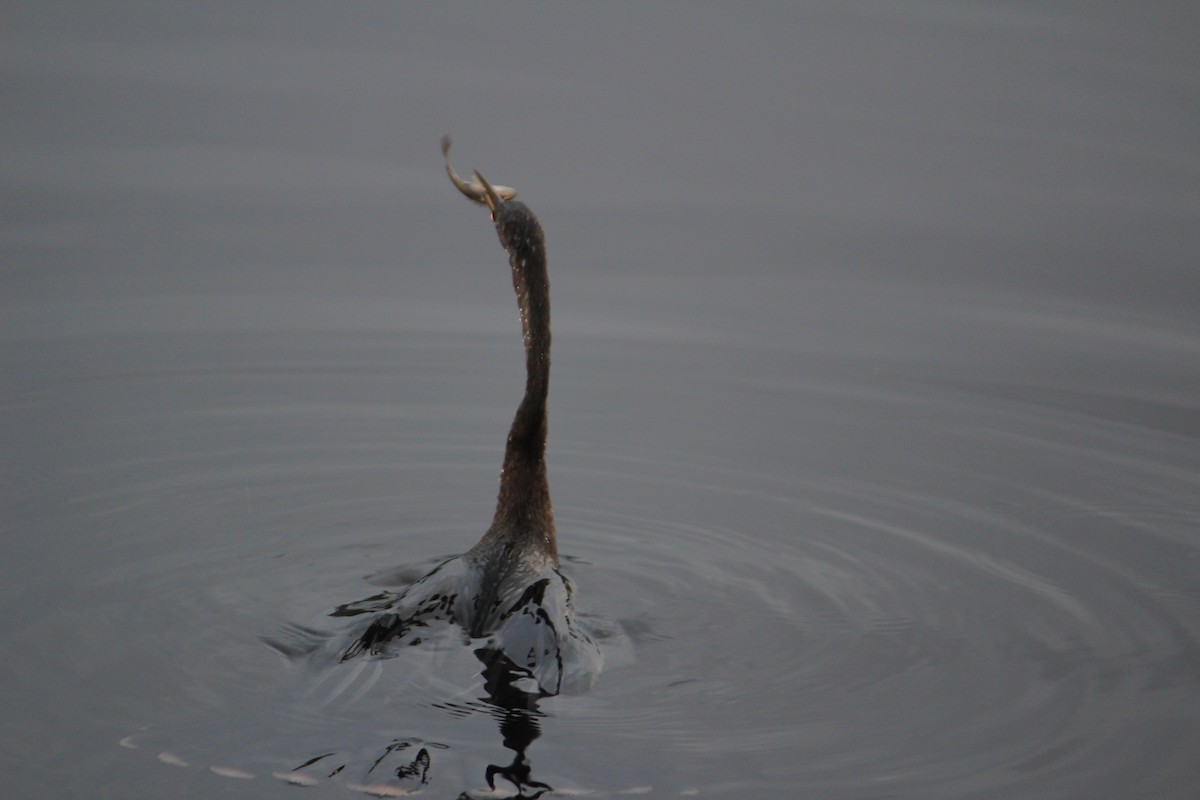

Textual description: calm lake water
[3,4,1199,798]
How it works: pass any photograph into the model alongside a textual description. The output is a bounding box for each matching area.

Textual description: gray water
[3,3,1199,798]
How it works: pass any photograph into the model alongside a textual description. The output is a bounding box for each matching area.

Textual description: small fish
[441,135,518,208]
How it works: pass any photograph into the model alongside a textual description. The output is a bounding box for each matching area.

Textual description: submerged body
[334,140,600,697]
[334,549,600,697]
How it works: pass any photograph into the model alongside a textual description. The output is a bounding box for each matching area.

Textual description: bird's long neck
[489,205,557,561]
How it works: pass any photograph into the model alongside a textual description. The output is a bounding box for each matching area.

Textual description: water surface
[2,3,1199,798]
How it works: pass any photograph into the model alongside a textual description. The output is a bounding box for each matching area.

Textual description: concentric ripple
[5,287,1198,798]
[549,437,1200,798]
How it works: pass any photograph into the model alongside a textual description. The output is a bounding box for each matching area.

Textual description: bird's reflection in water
[271,560,592,795]
[271,638,562,797]
[484,710,552,799]
[477,650,554,798]
[279,737,441,793]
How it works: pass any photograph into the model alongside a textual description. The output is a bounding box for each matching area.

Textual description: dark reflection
[482,713,552,798]
[264,574,585,796]
[269,656,559,798]
[477,652,554,798]
[277,737,445,793]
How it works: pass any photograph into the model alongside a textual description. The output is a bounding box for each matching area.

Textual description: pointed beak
[475,170,504,213]
[441,136,519,207]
